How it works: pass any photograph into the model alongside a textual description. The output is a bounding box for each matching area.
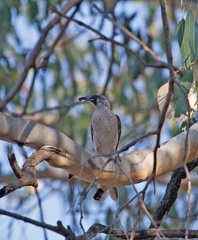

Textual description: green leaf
[176,11,196,69]
[185,11,196,60]
[29,1,38,20]
[177,18,190,69]
[176,18,185,48]
[174,70,193,118]
[106,208,114,225]
[194,22,198,57]
[174,93,187,118]
[174,85,185,118]
[180,70,193,92]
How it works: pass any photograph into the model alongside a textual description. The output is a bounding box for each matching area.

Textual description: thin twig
[51,5,182,74]
[35,189,48,240]
[118,130,157,154]
[101,8,117,95]
[7,151,23,179]
[1,209,198,239]
[39,3,81,70]
[77,222,198,239]
[93,4,161,63]
[130,205,142,240]
[0,209,74,238]
[159,1,193,239]
[0,0,82,110]
[21,67,37,116]
[115,162,163,238]
[7,101,81,117]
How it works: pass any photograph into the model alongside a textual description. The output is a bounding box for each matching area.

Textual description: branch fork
[0,149,49,198]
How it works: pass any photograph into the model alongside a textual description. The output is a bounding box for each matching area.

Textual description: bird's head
[78,95,111,109]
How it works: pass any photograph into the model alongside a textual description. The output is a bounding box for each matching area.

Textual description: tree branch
[101,7,117,95]
[0,149,48,197]
[1,209,198,239]
[0,209,75,238]
[93,4,161,62]
[0,112,198,198]
[0,0,83,110]
[51,5,183,76]
[148,0,177,192]
[150,158,198,228]
[78,224,198,239]
[39,3,81,70]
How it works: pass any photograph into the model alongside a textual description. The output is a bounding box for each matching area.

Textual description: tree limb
[0,209,75,238]
[1,209,198,239]
[0,112,198,197]
[0,149,48,197]
[150,158,198,228]
[78,223,198,239]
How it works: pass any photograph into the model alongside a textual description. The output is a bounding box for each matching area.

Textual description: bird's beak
[78,96,89,102]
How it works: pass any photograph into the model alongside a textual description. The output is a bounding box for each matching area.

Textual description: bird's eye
[90,97,97,105]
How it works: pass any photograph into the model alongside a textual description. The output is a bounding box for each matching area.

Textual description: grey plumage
[79,95,121,201]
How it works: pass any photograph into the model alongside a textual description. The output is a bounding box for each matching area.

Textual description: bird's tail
[109,187,118,201]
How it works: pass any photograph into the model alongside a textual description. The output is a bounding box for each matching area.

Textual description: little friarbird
[79,95,121,201]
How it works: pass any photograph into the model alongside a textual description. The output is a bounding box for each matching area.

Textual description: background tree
[0,0,198,239]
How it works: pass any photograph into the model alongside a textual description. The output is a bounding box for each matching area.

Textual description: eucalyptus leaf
[176,11,196,69]
[185,11,196,60]
[176,18,185,48]
[29,1,38,20]
[180,70,193,92]
[174,93,188,118]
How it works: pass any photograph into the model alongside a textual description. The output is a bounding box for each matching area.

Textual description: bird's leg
[68,174,73,179]
[112,153,121,163]
[116,155,121,162]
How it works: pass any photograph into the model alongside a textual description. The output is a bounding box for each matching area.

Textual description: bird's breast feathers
[91,109,120,155]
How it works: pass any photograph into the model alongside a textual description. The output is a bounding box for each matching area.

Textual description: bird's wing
[91,123,94,142]
[115,114,121,150]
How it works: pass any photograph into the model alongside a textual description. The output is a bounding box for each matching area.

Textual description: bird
[78,94,121,201]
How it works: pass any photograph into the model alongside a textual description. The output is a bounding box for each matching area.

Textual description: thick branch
[0,112,198,192]
[150,158,198,228]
